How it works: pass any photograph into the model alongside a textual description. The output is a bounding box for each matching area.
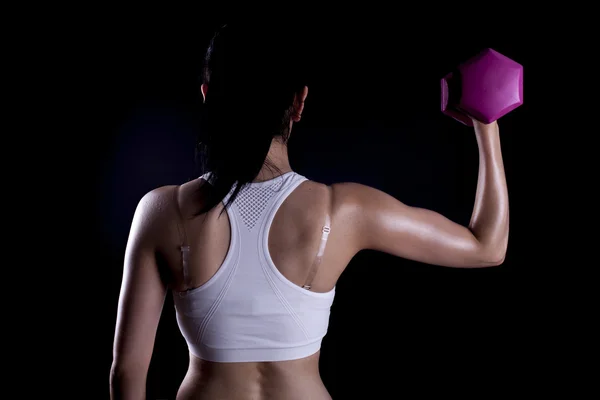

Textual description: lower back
[175,351,332,400]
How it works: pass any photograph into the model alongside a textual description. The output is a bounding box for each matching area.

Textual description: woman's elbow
[479,243,507,267]
[487,252,506,266]
[110,362,147,400]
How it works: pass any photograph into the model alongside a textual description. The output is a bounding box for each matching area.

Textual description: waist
[177,351,331,400]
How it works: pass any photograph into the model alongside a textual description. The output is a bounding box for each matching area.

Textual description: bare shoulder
[293,181,373,256]
[330,181,405,215]
[329,182,388,217]
[296,180,371,217]
[282,179,330,223]
[301,179,331,196]
[330,181,389,204]
[136,185,177,218]
[329,182,409,254]
[140,177,206,217]
[130,184,183,242]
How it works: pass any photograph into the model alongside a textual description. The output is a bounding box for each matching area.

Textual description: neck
[254,137,292,182]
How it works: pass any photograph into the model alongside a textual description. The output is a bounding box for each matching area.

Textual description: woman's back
[169,174,355,295]
[160,172,359,399]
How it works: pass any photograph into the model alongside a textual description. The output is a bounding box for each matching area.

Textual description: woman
[110,23,509,400]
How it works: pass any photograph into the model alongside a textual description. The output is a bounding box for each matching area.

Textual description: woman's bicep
[112,190,168,372]
[335,183,498,268]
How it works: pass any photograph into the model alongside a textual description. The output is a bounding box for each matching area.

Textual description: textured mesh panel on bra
[234,179,285,231]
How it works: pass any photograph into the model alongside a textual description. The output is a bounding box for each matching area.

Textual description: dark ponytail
[195,22,308,217]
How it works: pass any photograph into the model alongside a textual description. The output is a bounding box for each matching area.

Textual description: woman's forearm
[469,120,510,262]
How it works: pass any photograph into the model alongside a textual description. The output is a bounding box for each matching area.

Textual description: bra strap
[173,185,190,287]
[303,209,332,290]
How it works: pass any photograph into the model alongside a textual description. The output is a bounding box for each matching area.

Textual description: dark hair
[195,22,309,216]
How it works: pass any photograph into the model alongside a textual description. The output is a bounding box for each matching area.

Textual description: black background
[60,15,550,399]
